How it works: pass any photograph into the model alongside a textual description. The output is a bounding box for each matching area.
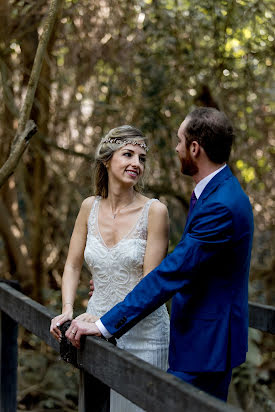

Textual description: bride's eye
[123,152,132,157]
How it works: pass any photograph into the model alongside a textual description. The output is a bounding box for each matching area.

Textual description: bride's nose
[130,155,141,167]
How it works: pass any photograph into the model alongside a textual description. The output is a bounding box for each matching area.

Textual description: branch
[0,0,64,188]
[0,120,37,187]
[16,0,64,137]
[37,133,93,160]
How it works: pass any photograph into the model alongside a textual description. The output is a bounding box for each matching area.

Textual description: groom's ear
[190,140,200,158]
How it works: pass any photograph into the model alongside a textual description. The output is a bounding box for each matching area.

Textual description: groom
[67,107,254,401]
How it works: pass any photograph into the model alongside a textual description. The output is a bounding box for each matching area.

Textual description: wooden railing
[0,280,274,412]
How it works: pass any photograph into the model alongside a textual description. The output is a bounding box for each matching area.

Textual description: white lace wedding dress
[84,196,170,412]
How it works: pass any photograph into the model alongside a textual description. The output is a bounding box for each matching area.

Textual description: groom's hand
[66,319,101,349]
[88,279,94,297]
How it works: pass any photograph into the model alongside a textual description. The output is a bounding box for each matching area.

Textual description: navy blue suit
[100,166,254,397]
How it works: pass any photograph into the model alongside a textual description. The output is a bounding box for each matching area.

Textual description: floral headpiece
[101,137,148,152]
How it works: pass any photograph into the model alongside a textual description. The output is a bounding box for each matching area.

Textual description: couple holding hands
[50,107,254,410]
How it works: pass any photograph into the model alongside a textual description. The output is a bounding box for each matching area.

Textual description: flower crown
[101,137,149,152]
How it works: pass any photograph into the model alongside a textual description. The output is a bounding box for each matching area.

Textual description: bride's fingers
[50,314,70,340]
[50,319,62,340]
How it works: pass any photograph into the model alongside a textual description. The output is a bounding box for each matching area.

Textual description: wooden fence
[0,280,274,412]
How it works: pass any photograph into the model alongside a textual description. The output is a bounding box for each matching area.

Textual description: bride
[50,125,170,411]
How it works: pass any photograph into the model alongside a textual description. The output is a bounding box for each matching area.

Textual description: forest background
[0,0,274,411]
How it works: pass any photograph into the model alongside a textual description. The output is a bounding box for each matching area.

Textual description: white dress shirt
[96,164,227,338]
[194,164,226,200]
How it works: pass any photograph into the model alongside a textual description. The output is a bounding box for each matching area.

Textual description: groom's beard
[180,148,198,176]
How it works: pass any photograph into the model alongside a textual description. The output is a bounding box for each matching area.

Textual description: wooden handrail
[248,301,275,334]
[0,281,274,412]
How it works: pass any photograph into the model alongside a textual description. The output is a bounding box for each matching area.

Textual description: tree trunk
[0,0,64,301]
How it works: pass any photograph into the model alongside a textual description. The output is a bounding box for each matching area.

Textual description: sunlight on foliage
[236,160,256,183]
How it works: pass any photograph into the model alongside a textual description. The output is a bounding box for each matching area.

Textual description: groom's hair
[184,107,234,164]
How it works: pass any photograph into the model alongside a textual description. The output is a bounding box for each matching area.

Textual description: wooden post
[0,309,18,412]
[0,280,20,412]
[59,321,110,411]
[79,370,110,412]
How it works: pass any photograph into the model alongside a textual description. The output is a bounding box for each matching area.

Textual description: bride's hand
[74,313,99,323]
[50,310,73,342]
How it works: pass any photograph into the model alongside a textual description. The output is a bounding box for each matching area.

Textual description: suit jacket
[101,166,254,372]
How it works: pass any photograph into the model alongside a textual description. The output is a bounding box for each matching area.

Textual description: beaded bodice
[84,196,157,317]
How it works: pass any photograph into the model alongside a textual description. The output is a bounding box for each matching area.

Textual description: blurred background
[0,0,274,410]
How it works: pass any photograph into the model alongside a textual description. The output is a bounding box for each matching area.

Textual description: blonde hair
[94,125,148,198]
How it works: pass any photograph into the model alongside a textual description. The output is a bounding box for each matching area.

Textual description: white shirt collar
[194,164,227,200]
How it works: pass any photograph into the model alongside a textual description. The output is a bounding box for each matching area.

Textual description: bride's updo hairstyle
[94,125,148,198]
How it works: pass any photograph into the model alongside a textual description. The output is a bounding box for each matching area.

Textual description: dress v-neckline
[96,197,149,250]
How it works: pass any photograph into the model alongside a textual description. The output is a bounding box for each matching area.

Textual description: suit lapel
[183,166,233,236]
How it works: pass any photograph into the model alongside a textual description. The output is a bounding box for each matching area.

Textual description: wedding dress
[84,196,170,412]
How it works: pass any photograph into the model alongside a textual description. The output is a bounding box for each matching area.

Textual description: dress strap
[129,198,159,240]
[142,198,159,227]
[87,196,101,235]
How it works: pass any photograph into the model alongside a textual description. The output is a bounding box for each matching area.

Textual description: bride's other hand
[88,279,94,297]
[74,313,99,323]
[50,310,73,341]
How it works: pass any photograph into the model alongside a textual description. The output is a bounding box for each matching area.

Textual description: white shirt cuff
[95,319,113,339]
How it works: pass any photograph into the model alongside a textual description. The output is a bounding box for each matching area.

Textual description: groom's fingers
[74,331,81,348]
[65,323,73,339]
[88,279,95,297]
[66,321,102,348]
[66,319,78,340]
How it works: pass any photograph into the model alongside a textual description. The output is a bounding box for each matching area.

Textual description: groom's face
[176,118,198,176]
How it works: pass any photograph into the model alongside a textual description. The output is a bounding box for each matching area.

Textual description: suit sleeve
[101,202,233,337]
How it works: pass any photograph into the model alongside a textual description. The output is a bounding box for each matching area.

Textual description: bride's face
[107,143,146,186]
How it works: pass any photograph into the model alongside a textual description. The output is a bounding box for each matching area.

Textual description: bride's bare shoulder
[148,198,168,219]
[139,194,167,214]
[137,194,168,219]
[80,196,96,218]
[81,196,96,208]
[147,198,169,237]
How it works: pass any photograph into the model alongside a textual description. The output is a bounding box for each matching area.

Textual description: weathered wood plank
[77,337,241,412]
[249,302,275,334]
[1,283,275,411]
[0,282,59,352]
[0,282,241,412]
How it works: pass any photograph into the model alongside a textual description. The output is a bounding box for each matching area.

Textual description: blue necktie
[186,191,197,221]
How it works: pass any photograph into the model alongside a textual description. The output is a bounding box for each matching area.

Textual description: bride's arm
[50,197,94,341]
[142,201,169,277]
